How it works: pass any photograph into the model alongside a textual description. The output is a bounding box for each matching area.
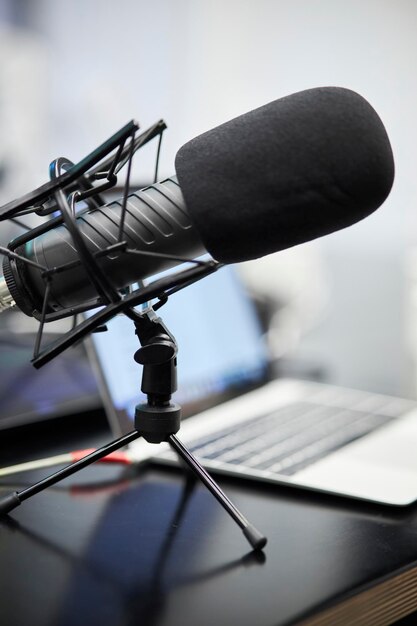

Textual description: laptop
[86,266,417,506]
[0,318,100,430]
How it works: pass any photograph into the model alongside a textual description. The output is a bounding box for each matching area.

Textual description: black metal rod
[118,128,136,243]
[0,430,142,516]
[33,279,52,359]
[168,434,247,527]
[0,120,139,219]
[168,434,267,551]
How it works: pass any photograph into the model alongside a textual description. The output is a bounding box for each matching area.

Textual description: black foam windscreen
[175,87,395,263]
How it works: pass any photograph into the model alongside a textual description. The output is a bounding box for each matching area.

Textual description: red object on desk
[0,448,135,477]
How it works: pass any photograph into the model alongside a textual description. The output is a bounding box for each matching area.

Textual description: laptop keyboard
[185,400,398,477]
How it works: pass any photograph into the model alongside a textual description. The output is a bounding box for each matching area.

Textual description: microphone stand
[0,309,267,552]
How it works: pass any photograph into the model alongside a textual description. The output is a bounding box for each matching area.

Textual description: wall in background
[0,0,416,396]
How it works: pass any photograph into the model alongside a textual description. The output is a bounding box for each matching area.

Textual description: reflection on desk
[2,453,417,626]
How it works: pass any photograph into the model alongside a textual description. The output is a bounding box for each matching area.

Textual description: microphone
[0,86,394,318]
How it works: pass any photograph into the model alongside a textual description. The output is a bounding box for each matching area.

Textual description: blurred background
[0,0,416,428]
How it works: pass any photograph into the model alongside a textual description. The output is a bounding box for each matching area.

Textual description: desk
[1,414,417,626]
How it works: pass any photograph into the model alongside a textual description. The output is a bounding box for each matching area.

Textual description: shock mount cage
[0,119,220,369]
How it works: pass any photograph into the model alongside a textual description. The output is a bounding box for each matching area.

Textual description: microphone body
[3,177,205,315]
[1,86,395,319]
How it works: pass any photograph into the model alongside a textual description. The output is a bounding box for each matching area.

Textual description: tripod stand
[0,309,267,552]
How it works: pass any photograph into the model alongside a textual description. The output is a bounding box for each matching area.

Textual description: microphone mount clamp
[133,309,181,444]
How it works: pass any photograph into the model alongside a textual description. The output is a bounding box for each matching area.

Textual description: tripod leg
[0,430,142,516]
[168,434,267,551]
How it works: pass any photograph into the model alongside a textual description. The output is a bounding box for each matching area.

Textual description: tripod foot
[0,491,21,516]
[168,434,267,551]
[243,524,267,551]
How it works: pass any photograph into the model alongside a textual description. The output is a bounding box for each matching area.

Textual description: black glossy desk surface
[2,418,417,626]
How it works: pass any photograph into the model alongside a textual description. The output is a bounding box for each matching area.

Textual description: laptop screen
[87,266,269,435]
[0,223,101,430]
[0,322,101,430]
